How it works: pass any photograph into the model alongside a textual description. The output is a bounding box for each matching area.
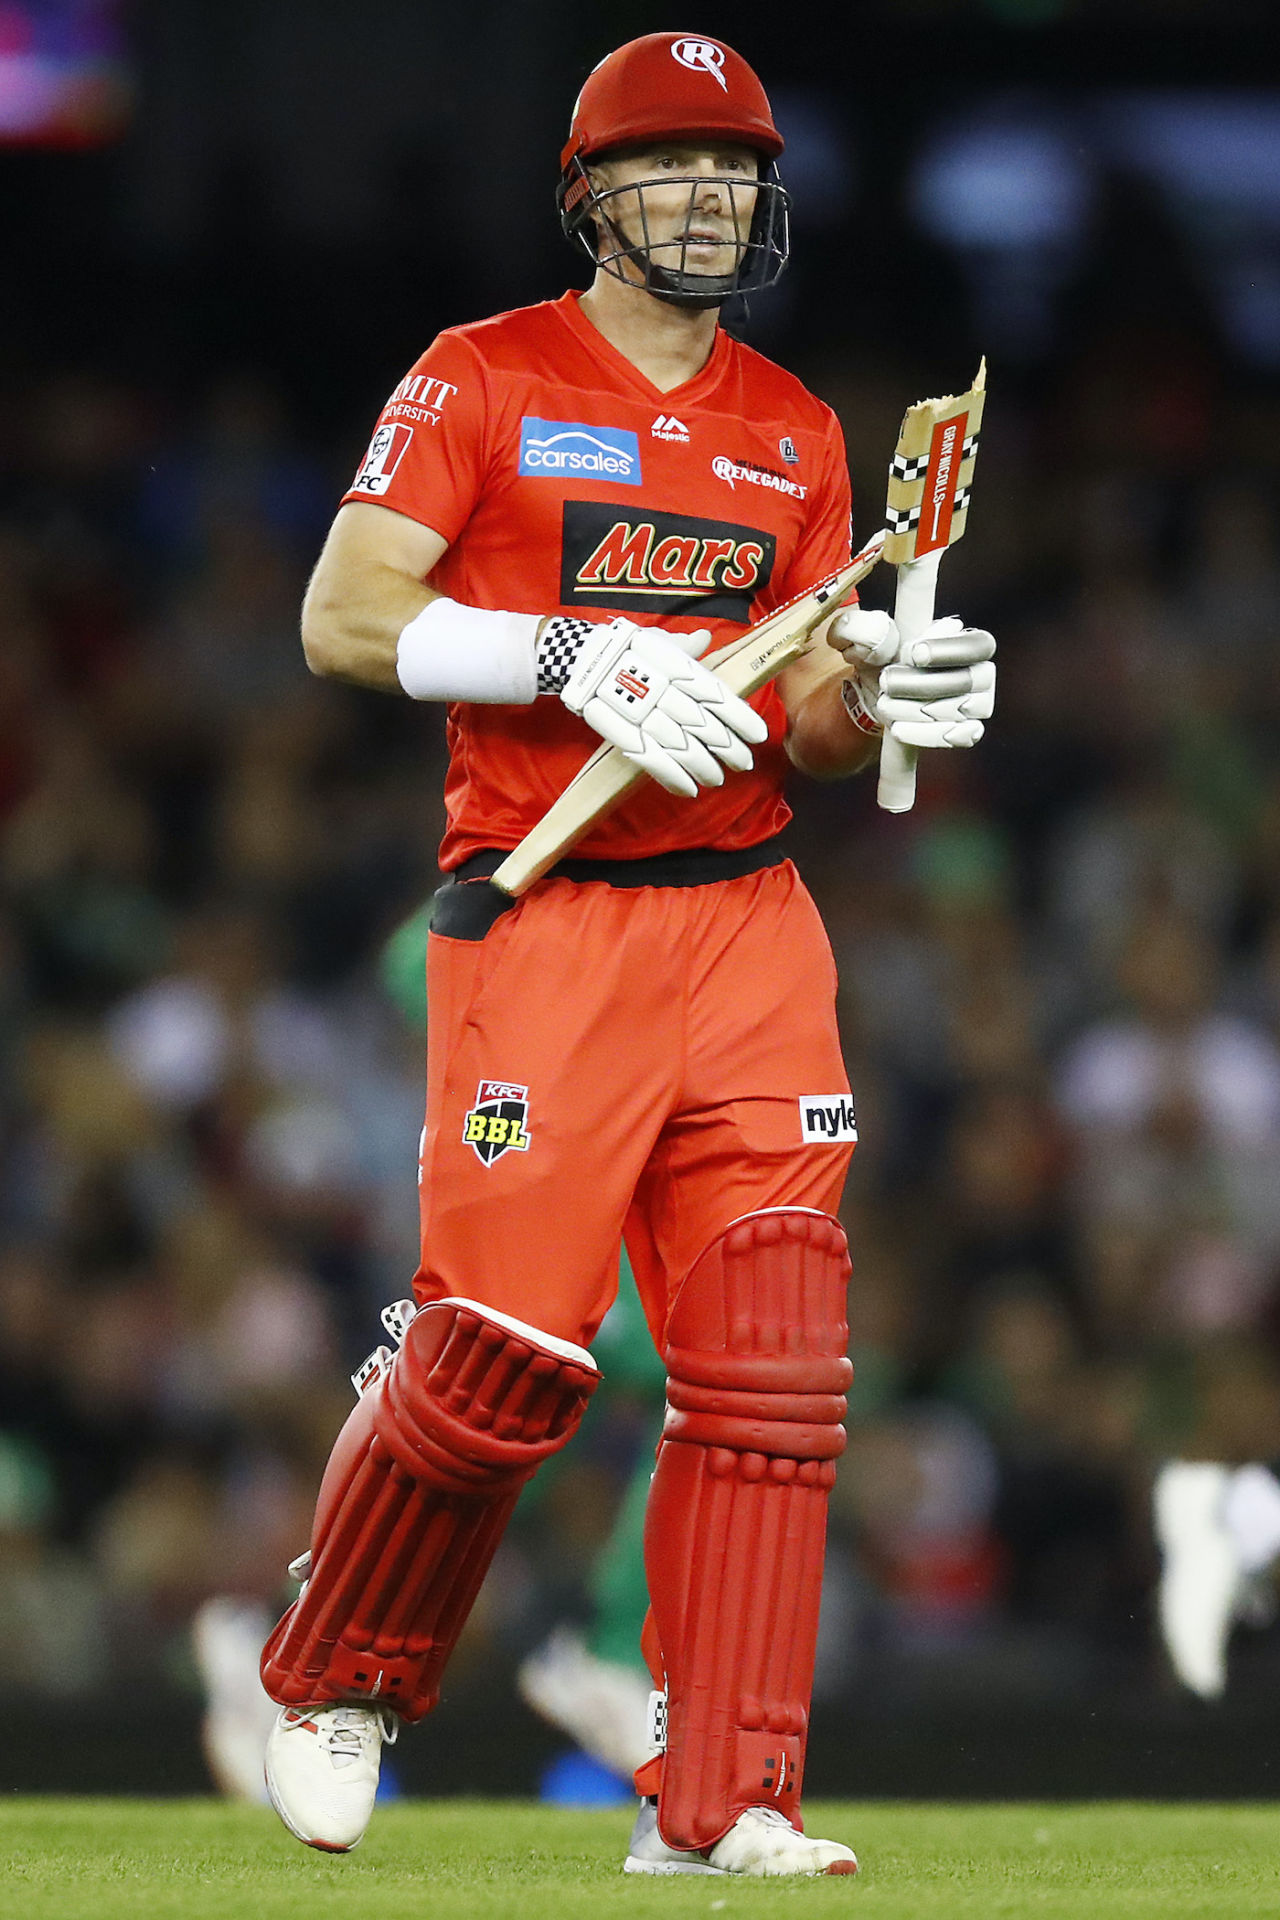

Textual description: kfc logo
[353,423,413,495]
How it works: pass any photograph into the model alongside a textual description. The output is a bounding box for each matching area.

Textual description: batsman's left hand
[830,608,995,749]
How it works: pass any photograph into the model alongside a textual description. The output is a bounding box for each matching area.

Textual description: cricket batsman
[260,32,996,1875]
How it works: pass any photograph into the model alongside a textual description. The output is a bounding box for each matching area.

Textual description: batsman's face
[593,143,760,282]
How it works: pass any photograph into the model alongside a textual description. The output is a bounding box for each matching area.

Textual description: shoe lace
[319,1706,399,1762]
[744,1807,795,1832]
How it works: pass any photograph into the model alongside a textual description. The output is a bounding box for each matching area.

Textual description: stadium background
[3,0,1280,1797]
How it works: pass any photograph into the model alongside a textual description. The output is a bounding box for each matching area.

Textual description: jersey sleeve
[771,406,854,604]
[339,331,490,544]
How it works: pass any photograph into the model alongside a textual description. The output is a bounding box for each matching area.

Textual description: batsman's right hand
[561,617,768,798]
[830,606,996,748]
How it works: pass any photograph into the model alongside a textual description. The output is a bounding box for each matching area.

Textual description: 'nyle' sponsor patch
[798,1094,858,1143]
[463,1080,532,1166]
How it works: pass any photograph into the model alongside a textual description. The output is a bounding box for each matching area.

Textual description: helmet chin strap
[595,199,743,309]
[643,263,737,310]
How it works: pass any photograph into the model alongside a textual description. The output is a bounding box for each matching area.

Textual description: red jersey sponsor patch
[338,292,853,868]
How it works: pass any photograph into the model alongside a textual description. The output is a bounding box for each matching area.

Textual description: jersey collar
[555,290,731,407]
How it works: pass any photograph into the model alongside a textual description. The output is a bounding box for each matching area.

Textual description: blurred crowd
[2,309,1280,1720]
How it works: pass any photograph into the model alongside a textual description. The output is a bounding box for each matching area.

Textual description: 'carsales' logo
[671,39,727,89]
[519,418,641,485]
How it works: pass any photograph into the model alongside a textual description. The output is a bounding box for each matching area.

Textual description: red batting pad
[646,1208,852,1851]
[262,1300,599,1719]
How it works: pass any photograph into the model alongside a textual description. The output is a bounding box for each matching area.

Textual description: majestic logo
[671,39,728,89]
[353,423,413,495]
[651,412,690,442]
[519,418,641,485]
[798,1094,858,1144]
[463,1080,532,1166]
[560,501,775,619]
[779,436,799,466]
[712,455,807,501]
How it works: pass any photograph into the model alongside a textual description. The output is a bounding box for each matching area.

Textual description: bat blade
[882,358,986,567]
[490,532,887,898]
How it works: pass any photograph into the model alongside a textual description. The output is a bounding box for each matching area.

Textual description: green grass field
[6,1800,1280,1919]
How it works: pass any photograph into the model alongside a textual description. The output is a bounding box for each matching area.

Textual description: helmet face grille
[557,162,790,308]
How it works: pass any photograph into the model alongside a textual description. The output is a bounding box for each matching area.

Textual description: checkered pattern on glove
[536,616,599,694]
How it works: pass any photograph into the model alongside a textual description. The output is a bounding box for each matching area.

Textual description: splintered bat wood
[491,532,887,897]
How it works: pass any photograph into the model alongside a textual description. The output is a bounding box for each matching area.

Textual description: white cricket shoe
[623,1799,857,1877]
[264,1703,397,1851]
[192,1597,278,1804]
[1154,1461,1242,1699]
[517,1627,651,1777]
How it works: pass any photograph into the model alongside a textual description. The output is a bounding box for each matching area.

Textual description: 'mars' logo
[463,1081,532,1167]
[560,501,775,619]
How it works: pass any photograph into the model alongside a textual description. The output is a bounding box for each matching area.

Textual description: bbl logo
[463,1080,532,1166]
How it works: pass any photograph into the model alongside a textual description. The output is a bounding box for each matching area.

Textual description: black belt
[433,835,789,940]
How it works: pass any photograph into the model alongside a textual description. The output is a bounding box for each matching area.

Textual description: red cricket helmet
[560,32,784,171]
[557,33,790,308]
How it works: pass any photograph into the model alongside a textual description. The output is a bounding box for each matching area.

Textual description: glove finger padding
[667,626,714,659]
[829,605,900,668]
[878,657,995,748]
[880,664,981,704]
[639,631,769,748]
[641,706,726,787]
[899,619,996,670]
[886,713,985,749]
[583,697,724,797]
[562,617,767,796]
[878,659,995,732]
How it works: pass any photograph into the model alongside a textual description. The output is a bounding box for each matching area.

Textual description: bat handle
[877,548,942,814]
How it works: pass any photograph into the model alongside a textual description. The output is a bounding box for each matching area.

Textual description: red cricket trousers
[413,858,854,1350]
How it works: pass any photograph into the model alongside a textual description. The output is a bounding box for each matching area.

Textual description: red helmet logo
[560,32,783,169]
[670,39,728,90]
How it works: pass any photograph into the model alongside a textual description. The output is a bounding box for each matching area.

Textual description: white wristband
[395,598,540,705]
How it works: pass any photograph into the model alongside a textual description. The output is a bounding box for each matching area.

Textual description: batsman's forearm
[301,562,441,691]
[784,673,880,781]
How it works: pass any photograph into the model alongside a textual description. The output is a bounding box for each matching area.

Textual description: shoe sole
[623,1856,724,1875]
[264,1759,361,1853]
[624,1854,857,1878]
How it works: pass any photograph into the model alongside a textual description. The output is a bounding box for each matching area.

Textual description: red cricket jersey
[339,291,853,868]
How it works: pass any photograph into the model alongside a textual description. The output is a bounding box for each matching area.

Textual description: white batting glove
[560,618,769,799]
[830,608,995,748]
